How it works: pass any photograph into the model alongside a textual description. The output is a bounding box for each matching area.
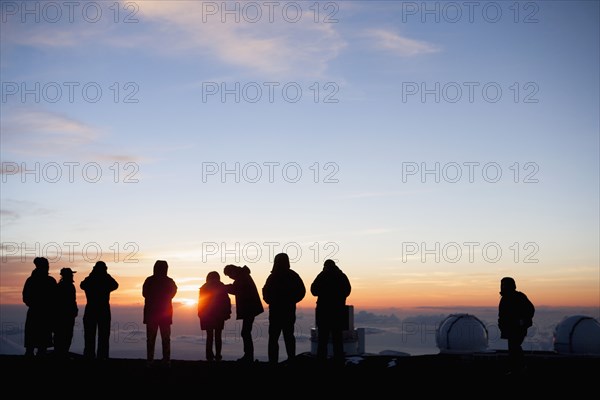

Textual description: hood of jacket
[153,260,169,276]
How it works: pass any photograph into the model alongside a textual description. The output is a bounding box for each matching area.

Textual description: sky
[1,0,599,314]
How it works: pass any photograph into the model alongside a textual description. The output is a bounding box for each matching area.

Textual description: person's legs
[159,323,171,363]
[331,328,345,365]
[53,321,65,357]
[317,325,330,361]
[146,322,158,362]
[97,316,111,360]
[83,316,97,359]
[268,322,281,364]
[41,314,53,356]
[282,321,296,361]
[65,317,75,355]
[57,317,75,357]
[24,311,34,356]
[507,334,525,373]
[240,316,255,360]
[215,329,222,361]
[331,329,344,356]
[206,329,215,361]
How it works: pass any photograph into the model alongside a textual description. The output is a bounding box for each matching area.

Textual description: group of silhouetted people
[22,254,534,373]
[22,257,119,360]
[23,253,352,366]
[195,252,351,365]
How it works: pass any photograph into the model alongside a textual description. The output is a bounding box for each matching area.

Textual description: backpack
[521,292,535,327]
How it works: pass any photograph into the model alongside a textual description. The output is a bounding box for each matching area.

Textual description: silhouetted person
[498,276,535,375]
[143,260,178,367]
[80,261,119,360]
[223,264,264,363]
[262,253,306,364]
[310,259,351,365]
[198,271,231,362]
[54,267,78,359]
[22,257,57,357]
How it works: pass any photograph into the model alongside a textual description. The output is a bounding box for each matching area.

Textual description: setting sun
[178,299,198,307]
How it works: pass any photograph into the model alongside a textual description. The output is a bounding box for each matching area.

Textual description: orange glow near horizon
[1,285,598,309]
[1,261,598,309]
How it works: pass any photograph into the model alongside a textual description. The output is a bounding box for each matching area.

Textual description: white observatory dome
[436,313,488,353]
[553,315,600,355]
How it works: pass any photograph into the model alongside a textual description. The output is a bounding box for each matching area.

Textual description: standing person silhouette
[197,271,231,362]
[80,261,119,360]
[262,252,306,365]
[498,276,535,375]
[142,260,178,367]
[54,267,78,359]
[310,259,351,365]
[22,257,57,357]
[223,264,264,363]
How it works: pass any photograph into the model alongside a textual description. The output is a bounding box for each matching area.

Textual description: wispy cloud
[365,29,440,56]
[1,108,144,163]
[0,209,20,226]
[134,1,347,79]
[1,1,346,79]
[2,109,99,156]
[0,200,55,225]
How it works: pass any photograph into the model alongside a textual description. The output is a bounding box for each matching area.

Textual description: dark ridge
[3,351,598,395]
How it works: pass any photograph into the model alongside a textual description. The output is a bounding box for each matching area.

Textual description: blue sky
[1,1,599,308]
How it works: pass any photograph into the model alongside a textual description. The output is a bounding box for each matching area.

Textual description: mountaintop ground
[2,350,598,395]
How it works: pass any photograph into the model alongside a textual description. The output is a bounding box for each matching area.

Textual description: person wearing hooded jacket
[262,252,306,364]
[198,271,231,362]
[498,276,535,375]
[223,264,264,362]
[80,260,119,360]
[310,259,351,364]
[22,257,57,357]
[142,260,178,366]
